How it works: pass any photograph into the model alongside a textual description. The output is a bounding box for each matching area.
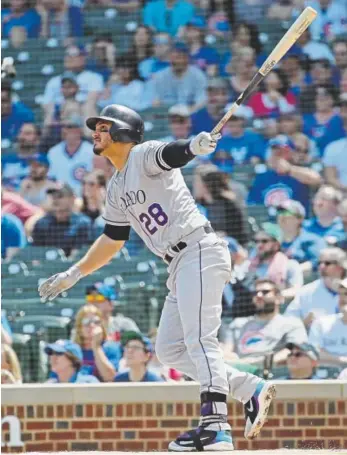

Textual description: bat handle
[211,100,240,134]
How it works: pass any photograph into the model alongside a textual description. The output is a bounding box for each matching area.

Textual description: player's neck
[107,143,134,171]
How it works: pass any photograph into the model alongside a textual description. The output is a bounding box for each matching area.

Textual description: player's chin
[93,144,104,156]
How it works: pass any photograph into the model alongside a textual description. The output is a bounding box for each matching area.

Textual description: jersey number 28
[139,203,168,235]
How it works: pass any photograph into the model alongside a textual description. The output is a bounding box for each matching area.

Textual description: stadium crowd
[1,0,347,384]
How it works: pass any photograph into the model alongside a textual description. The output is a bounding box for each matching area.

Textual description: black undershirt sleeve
[160,140,195,169]
[103,224,131,241]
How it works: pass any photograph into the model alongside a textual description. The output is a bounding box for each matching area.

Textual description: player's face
[92,121,113,156]
[124,340,150,367]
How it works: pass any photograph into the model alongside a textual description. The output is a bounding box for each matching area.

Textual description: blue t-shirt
[214,130,265,164]
[2,8,41,38]
[303,113,345,157]
[247,170,311,213]
[139,58,170,80]
[191,46,220,72]
[1,214,26,259]
[80,341,122,381]
[303,217,345,240]
[1,102,35,141]
[114,369,164,382]
[48,371,100,383]
[191,107,216,135]
[281,229,327,269]
[1,154,30,190]
[143,0,195,36]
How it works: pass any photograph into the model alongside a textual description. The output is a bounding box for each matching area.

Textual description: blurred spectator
[86,35,115,83]
[291,132,318,165]
[207,0,231,37]
[42,45,104,111]
[247,223,303,299]
[72,305,122,381]
[285,247,347,326]
[98,56,146,111]
[19,154,58,207]
[323,95,347,193]
[221,279,307,366]
[47,115,94,196]
[297,28,334,63]
[110,0,140,12]
[128,26,153,68]
[142,0,195,36]
[184,16,220,76]
[303,85,344,157]
[332,38,347,84]
[220,22,264,76]
[300,60,334,113]
[2,0,41,41]
[139,32,171,80]
[2,123,40,190]
[147,42,207,111]
[147,327,183,380]
[1,313,13,346]
[303,186,344,239]
[191,77,229,133]
[195,167,249,244]
[1,213,26,261]
[233,0,272,25]
[280,48,307,98]
[267,0,295,20]
[160,105,193,142]
[115,331,164,382]
[227,46,256,100]
[284,342,320,380]
[45,340,99,383]
[337,199,347,251]
[338,367,347,379]
[37,0,83,39]
[2,189,41,224]
[31,183,93,257]
[308,278,347,367]
[1,81,34,142]
[78,169,106,228]
[1,344,22,384]
[247,69,297,119]
[248,135,322,212]
[85,283,139,342]
[277,200,326,273]
[214,109,265,165]
[308,0,347,42]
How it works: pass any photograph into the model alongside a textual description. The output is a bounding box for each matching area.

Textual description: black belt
[164,225,214,264]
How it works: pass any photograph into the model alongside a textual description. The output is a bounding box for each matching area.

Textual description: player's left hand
[190,132,221,156]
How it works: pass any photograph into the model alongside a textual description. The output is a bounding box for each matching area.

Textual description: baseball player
[39,104,276,452]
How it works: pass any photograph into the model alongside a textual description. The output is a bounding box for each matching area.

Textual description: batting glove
[189,132,221,156]
[38,265,83,302]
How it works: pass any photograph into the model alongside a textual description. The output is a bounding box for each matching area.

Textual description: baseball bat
[211,7,317,134]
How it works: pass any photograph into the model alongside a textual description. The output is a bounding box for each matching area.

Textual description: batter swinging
[39,104,276,452]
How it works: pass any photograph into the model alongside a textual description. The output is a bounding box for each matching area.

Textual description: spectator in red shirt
[247,68,296,119]
[1,189,41,224]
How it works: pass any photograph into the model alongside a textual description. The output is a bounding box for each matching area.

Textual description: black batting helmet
[86,104,144,144]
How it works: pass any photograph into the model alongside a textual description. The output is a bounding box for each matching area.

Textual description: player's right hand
[38,265,82,302]
[189,132,221,156]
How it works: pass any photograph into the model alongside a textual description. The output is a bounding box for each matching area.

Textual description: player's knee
[156,339,185,365]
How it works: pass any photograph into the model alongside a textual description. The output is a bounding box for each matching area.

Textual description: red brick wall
[2,399,347,452]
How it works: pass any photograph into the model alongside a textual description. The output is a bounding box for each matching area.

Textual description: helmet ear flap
[109,122,118,142]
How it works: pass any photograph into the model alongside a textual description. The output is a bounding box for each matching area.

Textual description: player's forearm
[288,165,322,187]
[161,140,194,169]
[75,234,124,277]
[93,346,117,382]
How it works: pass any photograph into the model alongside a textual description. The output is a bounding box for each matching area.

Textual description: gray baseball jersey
[103,140,207,257]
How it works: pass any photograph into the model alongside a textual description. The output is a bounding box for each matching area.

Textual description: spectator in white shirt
[47,115,94,196]
[308,0,347,42]
[42,45,104,115]
[323,94,347,194]
[297,28,335,63]
[309,278,347,367]
[285,247,347,327]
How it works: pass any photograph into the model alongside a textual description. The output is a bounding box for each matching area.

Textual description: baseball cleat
[244,381,276,440]
[168,427,234,452]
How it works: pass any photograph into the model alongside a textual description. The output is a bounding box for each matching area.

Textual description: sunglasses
[81,317,102,326]
[170,116,187,123]
[294,146,309,154]
[288,352,306,358]
[48,351,65,356]
[85,294,106,303]
[318,260,338,267]
[124,345,146,352]
[255,238,271,244]
[253,289,273,297]
[83,181,97,186]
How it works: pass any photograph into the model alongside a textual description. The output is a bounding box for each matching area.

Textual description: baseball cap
[62,114,83,128]
[286,342,319,361]
[65,45,87,57]
[187,16,206,28]
[85,283,118,302]
[61,71,79,85]
[27,154,50,167]
[121,331,154,353]
[277,200,306,218]
[207,77,228,90]
[269,135,295,151]
[45,339,83,361]
[172,42,189,54]
[260,222,283,243]
[168,104,190,118]
[46,182,74,197]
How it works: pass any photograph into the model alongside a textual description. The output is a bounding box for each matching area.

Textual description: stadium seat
[13,246,67,264]
[1,261,30,280]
